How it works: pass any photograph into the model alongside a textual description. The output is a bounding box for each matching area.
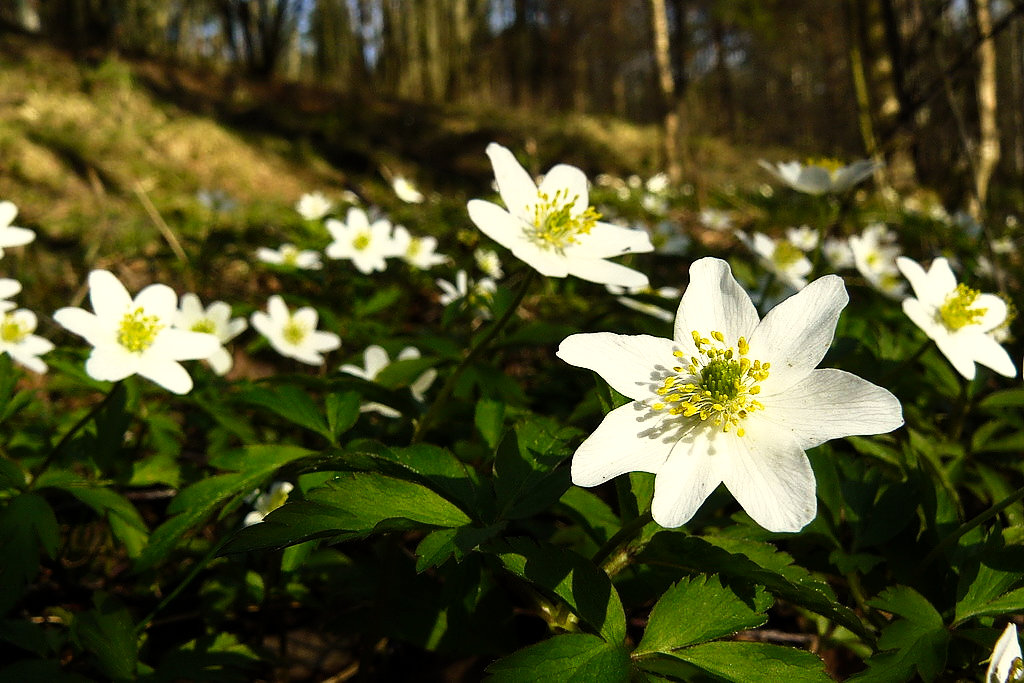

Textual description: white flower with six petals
[250,295,340,365]
[325,207,394,275]
[557,257,903,532]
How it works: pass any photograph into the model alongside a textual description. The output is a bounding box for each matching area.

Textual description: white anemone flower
[392,176,425,204]
[786,225,819,252]
[340,345,437,418]
[53,270,220,394]
[0,201,36,257]
[467,143,654,288]
[391,225,447,269]
[987,623,1023,683]
[436,270,496,319]
[745,232,812,291]
[557,257,903,532]
[698,208,734,233]
[256,244,323,270]
[0,278,22,313]
[474,247,504,279]
[896,256,1016,380]
[244,481,294,526]
[850,223,906,298]
[296,192,333,221]
[759,159,877,195]
[824,237,855,269]
[646,173,670,194]
[0,308,53,373]
[251,295,340,366]
[174,294,248,376]
[325,207,394,275]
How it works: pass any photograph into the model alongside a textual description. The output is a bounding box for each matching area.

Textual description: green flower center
[117,307,163,353]
[652,330,770,437]
[353,232,371,251]
[772,240,803,268]
[1,314,29,343]
[525,188,601,253]
[406,238,422,258]
[282,317,308,346]
[190,318,216,335]
[806,156,844,175]
[281,245,299,266]
[937,283,987,331]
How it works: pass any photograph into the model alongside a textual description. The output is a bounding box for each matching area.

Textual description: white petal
[363,345,391,378]
[570,402,676,486]
[933,334,979,380]
[0,278,21,300]
[758,369,903,449]
[152,328,221,361]
[88,270,132,322]
[673,258,759,346]
[0,201,16,228]
[650,429,721,527]
[720,422,817,532]
[567,258,649,289]
[830,160,876,192]
[924,257,958,295]
[749,274,848,394]
[467,199,528,253]
[974,294,1008,333]
[570,222,655,258]
[139,359,194,394]
[267,296,289,323]
[208,347,233,375]
[987,623,1022,683]
[486,142,538,219]
[0,226,35,248]
[970,334,1017,377]
[86,347,138,382]
[557,332,676,402]
[309,330,341,353]
[538,164,590,214]
[794,166,831,194]
[345,206,369,231]
[135,283,178,321]
[53,307,109,346]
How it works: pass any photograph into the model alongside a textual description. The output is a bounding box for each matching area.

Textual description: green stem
[135,538,226,635]
[592,510,654,575]
[916,484,1024,575]
[411,270,536,443]
[29,380,124,486]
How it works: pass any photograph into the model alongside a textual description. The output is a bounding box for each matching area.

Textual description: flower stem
[592,510,654,577]
[411,270,536,443]
[915,483,1024,576]
[30,380,124,486]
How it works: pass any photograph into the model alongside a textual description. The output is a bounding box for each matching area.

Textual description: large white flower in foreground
[896,256,1016,380]
[340,345,437,418]
[325,207,395,275]
[174,293,248,376]
[0,201,36,257]
[557,257,903,532]
[759,159,877,195]
[251,295,340,365]
[0,308,53,373]
[53,270,220,394]
[467,143,654,288]
[987,623,1023,683]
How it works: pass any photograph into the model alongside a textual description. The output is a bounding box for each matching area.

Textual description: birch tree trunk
[650,0,682,182]
[971,0,1000,218]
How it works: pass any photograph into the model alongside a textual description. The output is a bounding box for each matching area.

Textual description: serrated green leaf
[494,537,626,644]
[71,593,137,681]
[493,417,578,520]
[954,541,1024,624]
[655,641,831,682]
[635,575,770,656]
[235,385,331,440]
[854,586,949,682]
[557,487,620,548]
[475,399,505,450]
[486,633,630,682]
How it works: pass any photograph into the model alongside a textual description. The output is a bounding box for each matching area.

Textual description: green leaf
[325,391,360,441]
[954,540,1024,624]
[494,537,626,644]
[375,356,438,389]
[475,399,505,450]
[221,472,471,554]
[62,485,149,558]
[978,388,1024,410]
[486,633,630,682]
[353,286,401,317]
[136,445,313,570]
[0,457,26,490]
[638,533,871,643]
[650,641,831,682]
[852,586,949,682]
[493,417,578,520]
[557,487,620,548]
[635,575,770,656]
[414,524,503,571]
[147,632,259,682]
[71,593,137,681]
[0,492,58,614]
[235,385,331,440]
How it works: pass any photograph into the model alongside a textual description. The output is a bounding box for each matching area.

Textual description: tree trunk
[650,0,682,182]
[970,0,1000,218]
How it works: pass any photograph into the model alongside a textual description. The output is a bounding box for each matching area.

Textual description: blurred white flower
[340,345,437,418]
[0,201,35,257]
[641,193,669,216]
[244,481,294,526]
[256,244,323,270]
[0,308,53,373]
[1006,215,1019,229]
[391,225,447,269]
[744,231,812,291]
[786,225,819,252]
[758,184,774,198]
[991,237,1015,255]
[627,174,642,189]
[53,270,219,394]
[175,294,248,376]
[558,257,903,532]
[467,143,654,288]
[437,270,496,319]
[0,278,22,313]
[823,237,855,269]
[986,623,1023,683]
[645,173,670,194]
[850,223,905,298]
[606,284,681,323]
[759,158,877,195]
[474,247,504,279]
[251,295,340,365]
[325,207,394,275]
[392,176,425,204]
[698,208,733,232]
[897,256,1016,380]
[296,191,333,221]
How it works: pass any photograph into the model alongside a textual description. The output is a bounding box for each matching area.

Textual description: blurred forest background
[2,0,1024,213]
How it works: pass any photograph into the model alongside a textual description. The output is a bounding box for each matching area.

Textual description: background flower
[251,295,340,365]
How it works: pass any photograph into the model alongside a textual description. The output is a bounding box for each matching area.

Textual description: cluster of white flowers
[0,202,52,373]
[326,207,447,273]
